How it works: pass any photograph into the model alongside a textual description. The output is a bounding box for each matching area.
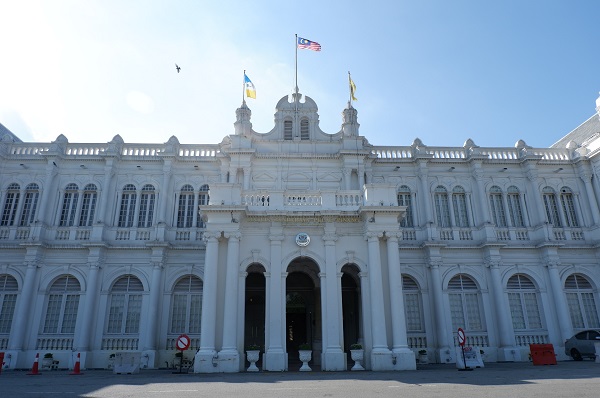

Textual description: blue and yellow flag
[244,73,256,99]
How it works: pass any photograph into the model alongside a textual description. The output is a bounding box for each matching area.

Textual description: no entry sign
[176,334,191,351]
[457,328,466,347]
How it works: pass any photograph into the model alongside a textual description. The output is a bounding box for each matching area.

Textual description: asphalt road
[1,361,599,398]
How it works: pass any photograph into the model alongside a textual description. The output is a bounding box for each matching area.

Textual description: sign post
[457,328,472,371]
[174,334,191,374]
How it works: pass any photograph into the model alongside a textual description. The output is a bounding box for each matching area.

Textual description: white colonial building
[1,91,600,372]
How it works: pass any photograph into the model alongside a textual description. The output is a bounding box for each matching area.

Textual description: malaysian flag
[297,37,321,51]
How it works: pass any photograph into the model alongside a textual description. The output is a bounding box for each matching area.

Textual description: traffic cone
[70,352,83,375]
[27,353,41,375]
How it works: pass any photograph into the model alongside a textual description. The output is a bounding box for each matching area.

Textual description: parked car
[564,329,600,360]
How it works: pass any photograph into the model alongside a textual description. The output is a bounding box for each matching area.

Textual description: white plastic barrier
[113,352,141,374]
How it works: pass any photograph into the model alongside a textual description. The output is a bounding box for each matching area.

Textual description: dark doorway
[244,264,266,369]
[341,264,361,354]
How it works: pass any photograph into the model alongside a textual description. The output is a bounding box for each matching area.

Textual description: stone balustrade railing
[371,145,575,161]
[102,337,139,351]
[36,336,74,350]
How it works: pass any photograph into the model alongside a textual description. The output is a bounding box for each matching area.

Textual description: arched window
[118,184,137,227]
[20,183,40,226]
[434,186,451,228]
[197,184,209,228]
[300,118,309,140]
[107,275,144,334]
[565,274,600,329]
[452,186,469,227]
[397,186,414,228]
[507,186,525,227]
[59,183,79,227]
[138,184,156,228]
[0,274,18,335]
[177,185,195,228]
[560,187,579,227]
[489,186,507,227]
[1,183,20,226]
[170,275,203,334]
[507,274,542,330]
[448,274,484,332]
[42,275,80,334]
[402,275,424,332]
[542,187,561,227]
[79,184,98,227]
[283,120,293,140]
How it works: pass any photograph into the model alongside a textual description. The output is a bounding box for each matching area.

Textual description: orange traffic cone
[70,352,83,375]
[27,353,41,375]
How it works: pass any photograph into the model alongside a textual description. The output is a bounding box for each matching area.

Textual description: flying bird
[175,64,181,73]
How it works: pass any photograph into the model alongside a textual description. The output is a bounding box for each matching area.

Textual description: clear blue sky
[1,0,599,149]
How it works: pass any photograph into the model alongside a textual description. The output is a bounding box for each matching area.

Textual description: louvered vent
[507,274,535,290]
[0,274,18,291]
[565,274,593,290]
[402,275,419,290]
[49,275,81,292]
[174,275,203,292]
[112,275,144,292]
[448,274,477,290]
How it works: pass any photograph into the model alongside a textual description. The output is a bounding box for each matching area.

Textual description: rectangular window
[524,292,542,329]
[1,192,19,226]
[189,294,202,333]
[507,194,525,227]
[464,293,482,330]
[543,194,562,227]
[435,194,451,228]
[107,294,125,333]
[118,193,136,227]
[403,292,423,331]
[561,194,579,227]
[567,292,585,329]
[43,295,62,334]
[20,191,39,226]
[508,292,525,330]
[79,192,97,226]
[0,294,17,334]
[61,295,80,334]
[581,292,600,328]
[449,293,465,331]
[490,194,507,227]
[452,194,469,227]
[124,294,142,334]
[398,194,414,228]
[170,294,187,333]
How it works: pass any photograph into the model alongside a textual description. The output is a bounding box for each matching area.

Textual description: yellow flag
[349,75,357,101]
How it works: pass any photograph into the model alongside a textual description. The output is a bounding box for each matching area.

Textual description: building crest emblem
[295,232,310,247]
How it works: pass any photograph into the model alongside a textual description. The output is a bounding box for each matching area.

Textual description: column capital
[365,231,383,240]
[544,259,561,269]
[87,260,104,270]
[323,234,338,244]
[384,232,400,242]
[483,256,501,269]
[269,235,285,242]
[426,260,443,269]
[224,232,241,241]
[203,231,221,243]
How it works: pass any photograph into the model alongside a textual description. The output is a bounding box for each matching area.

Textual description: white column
[486,260,514,347]
[322,233,345,370]
[526,170,546,225]
[580,174,600,225]
[221,232,241,352]
[545,260,573,342]
[158,162,172,224]
[75,261,101,351]
[8,260,39,350]
[428,260,450,349]
[143,261,164,351]
[366,232,388,351]
[417,165,432,224]
[473,170,490,224]
[199,231,220,351]
[38,166,57,224]
[96,162,114,223]
[264,232,285,371]
[386,233,409,350]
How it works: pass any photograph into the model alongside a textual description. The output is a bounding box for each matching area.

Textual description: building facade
[1,91,600,372]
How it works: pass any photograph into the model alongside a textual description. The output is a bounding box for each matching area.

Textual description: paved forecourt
[1,361,599,398]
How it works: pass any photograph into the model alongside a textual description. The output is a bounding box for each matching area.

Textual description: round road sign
[176,334,191,351]
[457,328,466,347]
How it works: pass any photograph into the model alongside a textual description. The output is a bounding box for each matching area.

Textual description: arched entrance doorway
[244,263,266,369]
[341,264,362,358]
[286,257,321,370]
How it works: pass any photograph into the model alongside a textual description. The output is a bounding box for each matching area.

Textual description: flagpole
[348,71,352,105]
[243,69,246,104]
[295,34,298,95]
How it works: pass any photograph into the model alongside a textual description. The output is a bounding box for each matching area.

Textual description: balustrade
[102,337,139,351]
[407,333,427,349]
[36,336,74,350]
[514,332,549,346]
